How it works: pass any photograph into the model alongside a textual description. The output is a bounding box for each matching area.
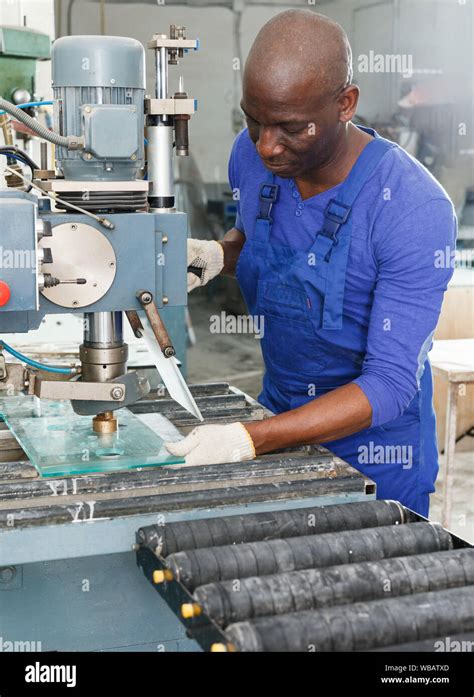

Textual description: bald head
[241,10,360,180]
[245,10,353,98]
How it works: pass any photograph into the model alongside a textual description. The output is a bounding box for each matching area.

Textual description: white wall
[55,0,358,181]
[5,0,473,184]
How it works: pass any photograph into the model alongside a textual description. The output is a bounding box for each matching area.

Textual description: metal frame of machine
[0,25,201,430]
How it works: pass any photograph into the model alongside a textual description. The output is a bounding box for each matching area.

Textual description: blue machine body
[0,192,188,366]
[0,193,38,313]
[0,33,186,348]
[0,194,187,320]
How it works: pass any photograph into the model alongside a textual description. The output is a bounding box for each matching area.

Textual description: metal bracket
[0,363,32,393]
[147,38,198,50]
[71,371,150,416]
[144,98,196,116]
[34,378,127,402]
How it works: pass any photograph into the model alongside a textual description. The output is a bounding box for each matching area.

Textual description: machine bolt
[85,153,93,160]
[163,296,169,305]
[84,106,91,113]
[130,153,137,161]
[162,235,168,244]
[72,300,79,307]
[71,224,77,231]
[0,566,16,584]
[109,261,115,268]
[140,292,152,304]
[111,387,124,400]
[110,78,116,84]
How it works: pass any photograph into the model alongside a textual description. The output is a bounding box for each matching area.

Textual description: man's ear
[338,84,360,123]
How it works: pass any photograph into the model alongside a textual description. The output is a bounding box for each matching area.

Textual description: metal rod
[136,290,175,357]
[3,166,115,230]
[40,142,48,169]
[125,310,144,339]
[84,311,123,348]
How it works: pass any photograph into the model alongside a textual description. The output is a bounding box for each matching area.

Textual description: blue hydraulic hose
[0,100,53,115]
[0,341,74,375]
[0,152,30,166]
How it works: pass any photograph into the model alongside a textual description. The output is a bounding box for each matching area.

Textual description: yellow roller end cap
[153,569,173,584]
[211,643,228,652]
[182,602,202,619]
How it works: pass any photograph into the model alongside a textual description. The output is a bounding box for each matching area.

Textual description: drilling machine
[0,27,201,441]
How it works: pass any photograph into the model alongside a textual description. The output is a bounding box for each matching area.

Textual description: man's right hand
[187,239,225,292]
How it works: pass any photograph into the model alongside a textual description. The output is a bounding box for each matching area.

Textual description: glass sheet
[0,396,184,477]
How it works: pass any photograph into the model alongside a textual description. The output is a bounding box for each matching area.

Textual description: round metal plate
[39,222,116,308]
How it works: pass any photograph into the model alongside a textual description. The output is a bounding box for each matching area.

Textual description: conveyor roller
[223,585,474,652]
[136,498,473,652]
[166,522,452,590]
[190,548,474,627]
[137,499,406,556]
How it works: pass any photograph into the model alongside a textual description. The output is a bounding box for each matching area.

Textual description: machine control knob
[0,281,11,307]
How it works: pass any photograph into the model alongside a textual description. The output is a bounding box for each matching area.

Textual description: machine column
[80,311,128,432]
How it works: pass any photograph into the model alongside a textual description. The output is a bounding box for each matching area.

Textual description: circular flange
[39,222,116,308]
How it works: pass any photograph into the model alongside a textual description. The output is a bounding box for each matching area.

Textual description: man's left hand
[165,422,256,466]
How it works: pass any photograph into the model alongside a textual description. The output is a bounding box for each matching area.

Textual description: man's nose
[256,126,285,160]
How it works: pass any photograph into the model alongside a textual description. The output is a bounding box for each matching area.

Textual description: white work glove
[187,238,224,292]
[165,422,256,466]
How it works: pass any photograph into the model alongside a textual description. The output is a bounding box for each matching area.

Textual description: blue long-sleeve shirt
[228,128,457,427]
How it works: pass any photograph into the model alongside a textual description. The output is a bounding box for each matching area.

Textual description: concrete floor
[187,289,474,543]
[187,288,264,399]
[431,448,474,543]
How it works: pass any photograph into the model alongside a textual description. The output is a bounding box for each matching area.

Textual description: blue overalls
[235,128,438,516]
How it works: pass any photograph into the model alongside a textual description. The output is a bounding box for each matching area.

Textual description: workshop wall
[58,0,473,186]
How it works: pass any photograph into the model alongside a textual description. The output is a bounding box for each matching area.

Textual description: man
[166,10,456,517]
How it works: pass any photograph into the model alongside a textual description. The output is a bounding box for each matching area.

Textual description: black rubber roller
[224,585,474,652]
[139,500,405,556]
[166,522,452,590]
[193,548,474,627]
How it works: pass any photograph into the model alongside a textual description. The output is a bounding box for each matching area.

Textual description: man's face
[241,74,347,179]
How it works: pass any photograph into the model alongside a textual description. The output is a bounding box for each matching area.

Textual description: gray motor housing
[51,35,145,181]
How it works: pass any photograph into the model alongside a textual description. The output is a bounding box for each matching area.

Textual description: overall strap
[254,172,279,243]
[312,136,397,330]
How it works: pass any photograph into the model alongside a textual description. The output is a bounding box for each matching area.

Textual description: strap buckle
[260,183,279,203]
[318,199,352,245]
[257,183,280,221]
[325,199,351,224]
